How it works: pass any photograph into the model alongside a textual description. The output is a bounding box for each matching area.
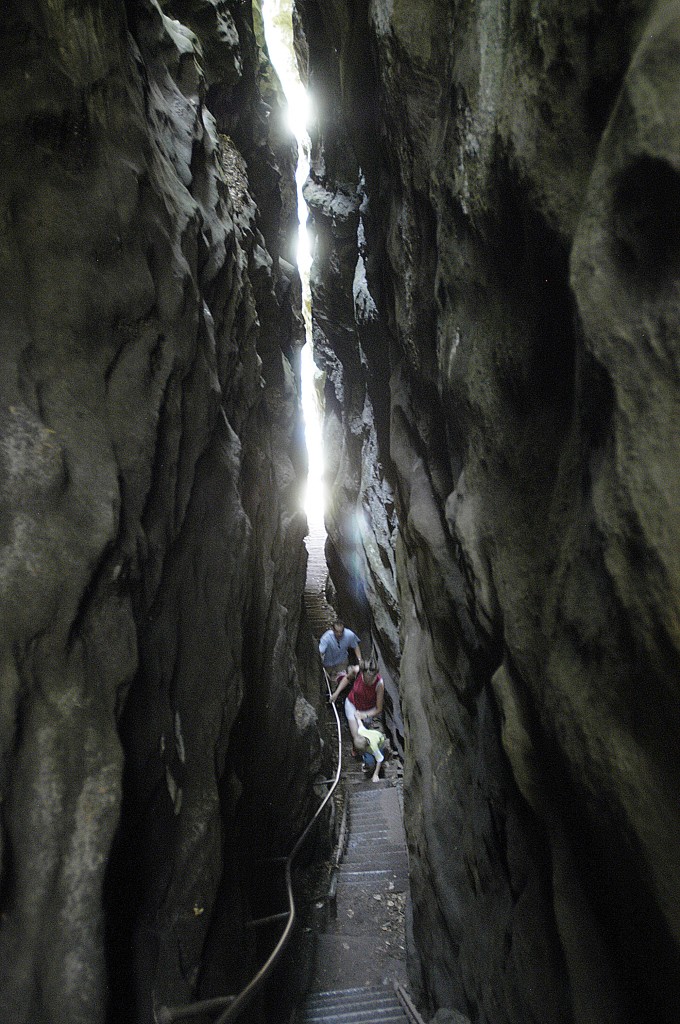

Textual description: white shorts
[344,697,357,724]
[345,697,381,724]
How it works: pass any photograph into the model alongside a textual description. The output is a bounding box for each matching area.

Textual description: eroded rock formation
[0,3,326,1022]
[296,1,680,1022]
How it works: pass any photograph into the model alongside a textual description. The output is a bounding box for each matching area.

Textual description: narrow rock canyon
[0,3,678,1024]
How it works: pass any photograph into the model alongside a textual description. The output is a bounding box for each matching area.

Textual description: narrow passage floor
[302,737,410,1024]
[303,522,412,1021]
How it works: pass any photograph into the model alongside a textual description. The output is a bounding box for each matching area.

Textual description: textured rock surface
[296,1,680,1023]
[0,3,325,1022]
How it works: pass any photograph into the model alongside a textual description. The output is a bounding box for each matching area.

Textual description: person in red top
[330,657,384,749]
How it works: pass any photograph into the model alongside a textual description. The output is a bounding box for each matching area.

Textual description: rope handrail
[156,669,342,1024]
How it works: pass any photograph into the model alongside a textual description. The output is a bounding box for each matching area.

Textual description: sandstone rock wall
[0,3,325,1022]
[295,1,680,1022]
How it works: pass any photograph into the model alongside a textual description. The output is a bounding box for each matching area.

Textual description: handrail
[156,669,343,1024]
[394,982,427,1024]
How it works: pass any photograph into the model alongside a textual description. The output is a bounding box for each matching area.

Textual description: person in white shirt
[319,618,362,681]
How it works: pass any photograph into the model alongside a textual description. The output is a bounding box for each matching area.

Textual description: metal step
[304,985,408,1023]
[349,824,391,835]
[346,837,402,849]
[342,851,405,868]
[343,845,407,861]
[305,1011,407,1024]
[342,843,406,860]
[337,867,401,878]
[347,835,395,846]
[306,991,398,1013]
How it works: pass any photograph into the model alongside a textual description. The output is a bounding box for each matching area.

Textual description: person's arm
[319,631,329,658]
[349,632,362,662]
[329,666,356,703]
[329,675,350,703]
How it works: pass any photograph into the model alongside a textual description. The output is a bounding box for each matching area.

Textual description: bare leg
[344,698,361,746]
[330,662,348,685]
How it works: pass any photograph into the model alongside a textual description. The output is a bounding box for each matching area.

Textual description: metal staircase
[304,985,409,1023]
